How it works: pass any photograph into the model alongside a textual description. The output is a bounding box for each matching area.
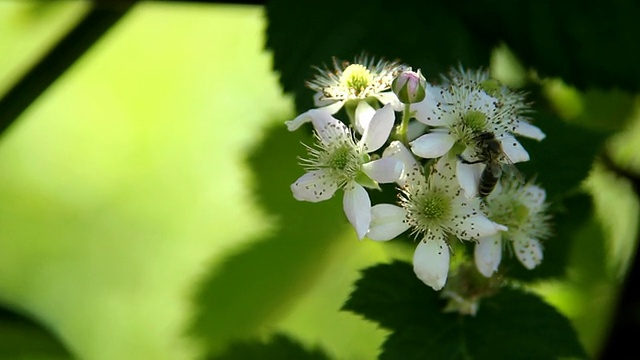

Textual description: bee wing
[499,152,525,184]
[488,162,503,177]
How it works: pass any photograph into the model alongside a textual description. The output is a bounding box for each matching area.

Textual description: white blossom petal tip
[367,204,409,241]
[361,104,395,153]
[500,136,530,163]
[474,234,502,278]
[514,236,543,270]
[413,236,450,291]
[515,120,546,141]
[290,170,338,202]
[354,100,376,135]
[374,92,403,111]
[362,157,403,184]
[343,183,372,240]
[285,111,313,131]
[456,215,504,240]
[410,132,456,159]
[456,161,483,199]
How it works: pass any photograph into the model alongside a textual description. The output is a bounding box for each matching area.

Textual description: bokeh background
[1,1,639,359]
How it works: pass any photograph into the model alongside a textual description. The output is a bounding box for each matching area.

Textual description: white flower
[367,156,506,290]
[474,180,552,277]
[291,104,402,239]
[408,67,545,198]
[285,56,406,132]
[444,66,546,141]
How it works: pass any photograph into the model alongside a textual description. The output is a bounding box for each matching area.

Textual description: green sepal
[356,170,380,190]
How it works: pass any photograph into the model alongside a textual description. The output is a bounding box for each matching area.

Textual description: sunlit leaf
[190,124,350,352]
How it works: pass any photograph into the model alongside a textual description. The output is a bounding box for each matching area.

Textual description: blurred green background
[0,1,639,359]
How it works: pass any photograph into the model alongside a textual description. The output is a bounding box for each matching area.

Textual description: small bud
[392,69,427,104]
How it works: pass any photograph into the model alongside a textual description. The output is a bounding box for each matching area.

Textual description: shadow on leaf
[187,122,349,353]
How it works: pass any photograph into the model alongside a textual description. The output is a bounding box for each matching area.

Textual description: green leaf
[456,0,640,91]
[464,289,587,360]
[266,0,489,113]
[0,307,73,360]
[517,111,610,200]
[343,261,444,330]
[189,124,350,352]
[208,333,331,360]
[267,0,640,113]
[344,261,587,359]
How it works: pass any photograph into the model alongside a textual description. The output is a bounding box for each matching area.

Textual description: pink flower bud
[392,69,427,104]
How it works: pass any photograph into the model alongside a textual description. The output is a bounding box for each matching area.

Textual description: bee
[458,131,523,197]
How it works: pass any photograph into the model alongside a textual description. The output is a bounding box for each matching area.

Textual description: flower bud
[392,69,427,104]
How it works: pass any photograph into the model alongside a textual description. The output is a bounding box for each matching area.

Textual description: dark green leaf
[266,0,489,113]
[464,289,587,360]
[267,0,640,109]
[455,0,640,91]
[209,333,330,360]
[0,307,73,360]
[342,261,447,330]
[380,325,465,360]
[517,111,610,200]
[344,262,587,359]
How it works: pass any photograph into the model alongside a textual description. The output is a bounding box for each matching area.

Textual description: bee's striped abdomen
[478,167,499,197]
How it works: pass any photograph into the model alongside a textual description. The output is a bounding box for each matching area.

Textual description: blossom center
[319,141,361,184]
[422,193,449,219]
[402,186,452,235]
[450,110,488,147]
[462,110,487,132]
[492,199,528,228]
[341,64,373,97]
[328,145,354,171]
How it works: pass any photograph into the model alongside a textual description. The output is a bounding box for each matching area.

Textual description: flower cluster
[287,56,552,295]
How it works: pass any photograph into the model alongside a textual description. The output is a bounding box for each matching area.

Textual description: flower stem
[395,103,412,146]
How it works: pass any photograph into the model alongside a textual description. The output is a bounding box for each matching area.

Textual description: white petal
[410,131,455,159]
[413,235,450,291]
[285,102,345,131]
[309,111,350,144]
[354,100,376,135]
[343,183,372,240]
[456,161,483,199]
[522,184,546,210]
[410,84,446,126]
[367,204,409,241]
[291,170,338,202]
[499,136,529,163]
[360,104,395,153]
[428,154,459,189]
[374,92,403,111]
[313,95,345,113]
[382,141,420,186]
[362,157,403,184]
[474,234,503,277]
[513,236,544,269]
[285,111,314,131]
[455,215,506,240]
[515,120,546,141]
